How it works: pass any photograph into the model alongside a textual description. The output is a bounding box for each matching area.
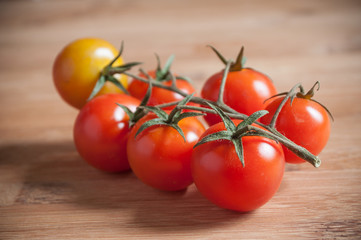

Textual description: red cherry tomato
[127,112,206,191]
[201,68,277,125]
[192,121,285,212]
[73,93,140,172]
[128,70,198,110]
[261,97,331,164]
[53,38,128,109]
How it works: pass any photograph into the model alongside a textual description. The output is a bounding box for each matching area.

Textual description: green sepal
[134,119,186,142]
[169,123,186,142]
[155,54,162,78]
[194,130,232,148]
[112,61,142,70]
[135,92,201,142]
[231,46,244,71]
[155,54,175,81]
[298,81,320,99]
[173,111,205,124]
[208,45,247,72]
[167,93,195,122]
[242,56,247,67]
[232,138,245,167]
[140,79,152,107]
[235,110,268,131]
[88,40,140,101]
[208,45,228,65]
[124,80,154,127]
[161,54,175,77]
[135,118,165,139]
[206,102,236,132]
[193,104,267,167]
[296,82,334,121]
[143,106,168,120]
[107,75,129,95]
[310,99,334,121]
[178,92,194,106]
[139,68,153,80]
[107,41,124,67]
[116,103,134,120]
[88,75,106,101]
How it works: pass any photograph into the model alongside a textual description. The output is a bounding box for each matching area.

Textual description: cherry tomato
[127,112,206,191]
[53,38,128,109]
[73,93,140,172]
[128,70,198,110]
[261,97,331,164]
[192,120,285,212]
[201,68,277,126]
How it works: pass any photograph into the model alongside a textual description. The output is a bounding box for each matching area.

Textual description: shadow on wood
[0,142,249,232]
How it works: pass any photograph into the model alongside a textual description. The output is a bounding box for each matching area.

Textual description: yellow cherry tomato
[52,38,128,109]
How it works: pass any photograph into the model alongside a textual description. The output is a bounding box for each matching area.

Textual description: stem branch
[120,69,321,168]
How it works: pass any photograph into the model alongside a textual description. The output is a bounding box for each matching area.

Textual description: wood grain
[1,0,361,239]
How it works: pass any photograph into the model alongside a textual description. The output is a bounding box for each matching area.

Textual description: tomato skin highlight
[73,94,140,172]
[53,38,128,109]
[127,113,206,191]
[128,70,198,110]
[192,121,285,212]
[261,97,331,164]
[201,68,277,125]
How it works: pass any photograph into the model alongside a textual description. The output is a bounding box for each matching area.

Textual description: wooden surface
[1,0,361,239]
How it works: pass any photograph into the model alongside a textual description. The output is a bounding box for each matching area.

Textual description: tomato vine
[98,44,332,168]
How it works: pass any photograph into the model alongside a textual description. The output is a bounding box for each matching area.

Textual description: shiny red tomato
[261,97,331,164]
[73,93,140,172]
[53,38,128,109]
[128,70,197,110]
[192,121,285,212]
[201,68,277,125]
[127,112,206,191]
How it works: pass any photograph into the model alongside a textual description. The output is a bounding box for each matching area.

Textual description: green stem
[217,60,232,104]
[107,41,124,68]
[169,71,177,88]
[269,83,302,128]
[124,71,295,131]
[121,69,321,168]
[166,106,181,123]
[250,126,321,167]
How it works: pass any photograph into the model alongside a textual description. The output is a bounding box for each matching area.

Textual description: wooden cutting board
[1,0,360,239]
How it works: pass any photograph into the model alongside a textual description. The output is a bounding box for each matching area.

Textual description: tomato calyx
[136,54,192,84]
[193,101,322,168]
[297,81,334,121]
[118,81,204,141]
[208,45,247,72]
[296,81,319,99]
[265,81,334,129]
[134,93,204,141]
[194,103,271,167]
[117,79,154,127]
[154,54,175,82]
[88,41,142,101]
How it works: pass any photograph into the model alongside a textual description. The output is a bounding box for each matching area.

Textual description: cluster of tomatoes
[52,38,332,212]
